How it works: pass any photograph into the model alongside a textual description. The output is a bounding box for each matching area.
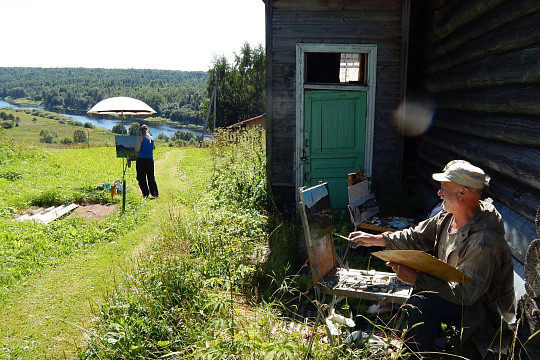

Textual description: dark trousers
[136,158,158,198]
[404,292,470,354]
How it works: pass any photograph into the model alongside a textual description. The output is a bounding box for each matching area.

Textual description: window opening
[305,52,367,85]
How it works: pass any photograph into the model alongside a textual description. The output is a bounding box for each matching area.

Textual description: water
[0,99,205,138]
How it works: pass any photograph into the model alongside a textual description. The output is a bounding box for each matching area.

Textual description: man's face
[437,182,462,213]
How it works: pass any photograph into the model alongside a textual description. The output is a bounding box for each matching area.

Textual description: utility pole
[213,75,218,132]
[203,75,218,138]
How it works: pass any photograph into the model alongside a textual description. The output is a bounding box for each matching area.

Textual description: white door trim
[295,43,377,195]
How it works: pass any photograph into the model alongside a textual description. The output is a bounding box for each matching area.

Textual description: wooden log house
[263,0,539,259]
[407,0,540,261]
[262,0,410,211]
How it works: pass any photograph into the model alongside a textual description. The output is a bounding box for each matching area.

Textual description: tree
[112,123,127,134]
[73,129,88,143]
[205,42,266,129]
[157,133,169,141]
[0,67,208,124]
[128,122,140,136]
[39,129,54,143]
[171,130,194,141]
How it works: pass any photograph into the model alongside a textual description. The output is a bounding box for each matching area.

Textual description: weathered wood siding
[408,0,540,223]
[264,0,408,209]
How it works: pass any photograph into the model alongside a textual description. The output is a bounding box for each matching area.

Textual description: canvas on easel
[348,179,379,227]
[299,182,413,303]
[114,135,139,159]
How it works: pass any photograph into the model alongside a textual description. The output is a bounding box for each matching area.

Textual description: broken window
[305,52,367,85]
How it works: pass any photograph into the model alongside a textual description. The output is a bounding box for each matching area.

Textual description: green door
[304,90,367,209]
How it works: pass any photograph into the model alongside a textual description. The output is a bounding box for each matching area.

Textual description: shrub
[157,133,169,141]
[128,122,140,135]
[170,129,193,141]
[73,129,88,143]
[1,121,13,129]
[210,127,268,211]
[112,123,127,134]
[42,135,54,143]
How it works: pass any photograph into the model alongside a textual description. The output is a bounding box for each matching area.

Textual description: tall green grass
[78,128,412,359]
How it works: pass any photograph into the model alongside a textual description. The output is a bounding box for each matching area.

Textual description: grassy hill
[1,108,115,148]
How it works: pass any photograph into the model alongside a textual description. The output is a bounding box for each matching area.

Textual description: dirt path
[0,149,185,360]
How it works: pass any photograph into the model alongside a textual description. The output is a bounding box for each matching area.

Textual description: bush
[73,129,88,143]
[60,137,73,144]
[84,122,94,129]
[39,129,55,143]
[210,128,267,211]
[67,119,83,127]
[112,123,127,134]
[170,129,193,141]
[1,121,13,129]
[157,133,169,141]
[128,122,140,135]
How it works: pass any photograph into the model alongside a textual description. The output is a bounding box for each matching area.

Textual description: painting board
[299,183,337,282]
[372,250,474,283]
[115,135,138,158]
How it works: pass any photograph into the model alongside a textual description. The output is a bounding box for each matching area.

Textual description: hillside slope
[0,149,189,359]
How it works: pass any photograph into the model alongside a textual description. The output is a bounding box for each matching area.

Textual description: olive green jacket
[382,201,515,324]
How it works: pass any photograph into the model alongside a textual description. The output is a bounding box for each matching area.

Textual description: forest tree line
[0,67,207,126]
[0,43,266,129]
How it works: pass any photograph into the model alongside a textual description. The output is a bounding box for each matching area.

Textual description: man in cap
[349,161,515,353]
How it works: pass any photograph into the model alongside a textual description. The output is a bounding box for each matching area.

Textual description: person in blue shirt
[135,124,158,198]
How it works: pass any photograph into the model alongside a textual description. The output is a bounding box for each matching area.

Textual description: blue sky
[1,0,265,71]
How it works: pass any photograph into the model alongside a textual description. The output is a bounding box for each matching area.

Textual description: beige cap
[432,162,487,189]
[139,124,148,130]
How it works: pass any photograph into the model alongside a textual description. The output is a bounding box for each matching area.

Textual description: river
[0,99,206,138]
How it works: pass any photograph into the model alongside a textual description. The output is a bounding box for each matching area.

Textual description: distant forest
[0,67,208,126]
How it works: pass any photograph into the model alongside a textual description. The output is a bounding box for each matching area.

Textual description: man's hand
[348,231,386,248]
[386,262,418,285]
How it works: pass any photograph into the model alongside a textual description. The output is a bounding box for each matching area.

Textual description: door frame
[295,43,377,197]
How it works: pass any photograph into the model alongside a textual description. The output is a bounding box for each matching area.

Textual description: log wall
[264,0,408,210]
[408,0,540,224]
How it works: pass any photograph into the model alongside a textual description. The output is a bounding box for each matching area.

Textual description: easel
[298,182,413,354]
[121,156,134,213]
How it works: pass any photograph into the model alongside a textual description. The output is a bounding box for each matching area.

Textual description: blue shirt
[137,135,154,159]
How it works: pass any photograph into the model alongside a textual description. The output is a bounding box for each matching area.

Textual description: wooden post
[122,179,126,213]
[534,206,540,238]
